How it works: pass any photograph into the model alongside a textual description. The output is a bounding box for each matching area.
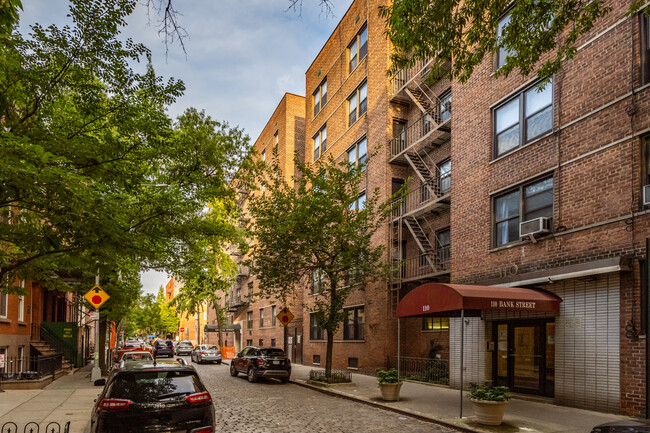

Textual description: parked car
[90,359,214,433]
[229,346,290,383]
[119,351,154,362]
[191,345,222,364]
[153,339,174,358]
[114,340,152,363]
[176,340,194,356]
[590,420,650,433]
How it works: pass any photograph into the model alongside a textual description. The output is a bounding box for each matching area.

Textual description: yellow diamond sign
[276,308,294,327]
[84,285,110,309]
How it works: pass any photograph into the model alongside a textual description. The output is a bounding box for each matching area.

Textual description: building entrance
[493,319,555,397]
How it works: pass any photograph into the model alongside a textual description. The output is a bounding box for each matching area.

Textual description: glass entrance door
[512,325,540,391]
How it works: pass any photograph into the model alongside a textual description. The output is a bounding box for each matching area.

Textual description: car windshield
[108,371,202,402]
[260,349,285,356]
[204,346,218,350]
[124,342,140,347]
[179,342,193,347]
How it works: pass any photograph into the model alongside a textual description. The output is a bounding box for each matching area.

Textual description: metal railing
[391,178,450,220]
[387,356,449,385]
[0,355,63,380]
[389,108,450,159]
[309,369,352,383]
[390,58,433,97]
[1,421,70,433]
[391,248,450,280]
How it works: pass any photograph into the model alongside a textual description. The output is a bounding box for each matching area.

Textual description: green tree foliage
[0,0,248,292]
[156,287,180,336]
[247,155,400,378]
[379,0,613,84]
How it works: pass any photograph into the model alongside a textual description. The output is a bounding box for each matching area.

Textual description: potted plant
[468,381,511,426]
[377,368,403,401]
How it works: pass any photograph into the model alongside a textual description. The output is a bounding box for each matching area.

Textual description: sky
[19,0,352,295]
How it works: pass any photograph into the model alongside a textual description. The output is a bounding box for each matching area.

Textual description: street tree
[379,0,634,85]
[247,155,400,379]
[0,0,248,293]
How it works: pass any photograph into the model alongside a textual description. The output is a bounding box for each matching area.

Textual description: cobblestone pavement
[185,357,456,433]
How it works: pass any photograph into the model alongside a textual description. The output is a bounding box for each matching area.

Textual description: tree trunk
[326,328,334,379]
[215,304,224,347]
[325,277,338,380]
[98,318,107,375]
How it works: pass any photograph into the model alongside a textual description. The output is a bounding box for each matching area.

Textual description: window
[18,279,25,322]
[438,159,451,193]
[272,305,277,326]
[0,348,6,373]
[348,82,367,126]
[494,177,554,247]
[496,13,513,69]
[313,79,327,116]
[313,125,327,161]
[17,346,24,372]
[262,149,266,162]
[313,354,321,364]
[347,137,367,170]
[259,339,264,346]
[246,339,253,346]
[343,306,364,340]
[0,290,7,318]
[310,313,325,340]
[642,13,650,85]
[440,90,452,122]
[436,228,451,265]
[494,80,553,158]
[247,311,253,329]
[348,357,359,369]
[349,191,366,211]
[422,317,449,331]
[274,132,279,155]
[423,113,432,135]
[247,282,253,297]
[271,339,276,348]
[348,26,368,73]
[312,269,326,294]
[259,308,264,328]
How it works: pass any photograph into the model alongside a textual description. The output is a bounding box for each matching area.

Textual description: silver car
[191,345,222,364]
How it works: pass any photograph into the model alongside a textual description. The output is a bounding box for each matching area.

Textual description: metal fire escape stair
[405,87,436,116]
[404,216,436,270]
[404,151,439,198]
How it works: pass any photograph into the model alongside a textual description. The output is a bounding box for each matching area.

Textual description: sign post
[85,279,110,383]
[276,308,294,355]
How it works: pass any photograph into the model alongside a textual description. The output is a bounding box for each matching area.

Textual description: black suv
[229,346,291,383]
[153,339,174,358]
[90,359,214,433]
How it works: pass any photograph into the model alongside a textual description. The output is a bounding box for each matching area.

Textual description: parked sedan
[176,340,194,356]
[153,339,174,358]
[90,359,214,433]
[229,346,290,383]
[190,345,222,364]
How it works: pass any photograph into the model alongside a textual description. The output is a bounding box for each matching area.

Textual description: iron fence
[309,369,352,383]
[0,355,62,380]
[1,421,70,433]
[387,356,449,385]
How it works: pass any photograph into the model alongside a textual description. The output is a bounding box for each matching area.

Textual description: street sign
[89,311,99,321]
[84,285,110,309]
[276,308,294,327]
[180,327,185,333]
[0,354,4,369]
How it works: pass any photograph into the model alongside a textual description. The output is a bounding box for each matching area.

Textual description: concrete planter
[470,399,508,426]
[378,382,403,401]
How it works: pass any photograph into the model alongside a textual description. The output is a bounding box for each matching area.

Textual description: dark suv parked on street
[229,346,291,383]
[90,359,214,433]
[153,339,174,358]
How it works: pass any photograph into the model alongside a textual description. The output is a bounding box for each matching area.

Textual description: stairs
[31,340,73,373]
[404,216,437,271]
[405,87,437,118]
[404,152,439,201]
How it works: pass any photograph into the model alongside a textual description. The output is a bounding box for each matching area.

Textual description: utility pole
[90,274,101,383]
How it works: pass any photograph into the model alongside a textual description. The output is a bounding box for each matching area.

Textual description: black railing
[40,325,78,367]
[0,355,62,380]
[387,356,449,385]
[1,421,70,433]
[309,369,352,383]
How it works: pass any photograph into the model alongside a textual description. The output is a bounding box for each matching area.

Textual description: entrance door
[494,320,555,397]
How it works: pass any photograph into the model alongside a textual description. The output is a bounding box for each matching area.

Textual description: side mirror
[94,378,106,386]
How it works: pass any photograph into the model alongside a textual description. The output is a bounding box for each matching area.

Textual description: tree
[155,287,180,336]
[248,155,400,379]
[0,0,248,292]
[379,0,622,85]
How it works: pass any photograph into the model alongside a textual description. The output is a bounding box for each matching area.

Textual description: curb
[289,378,477,433]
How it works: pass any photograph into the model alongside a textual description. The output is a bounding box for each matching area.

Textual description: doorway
[493,319,555,397]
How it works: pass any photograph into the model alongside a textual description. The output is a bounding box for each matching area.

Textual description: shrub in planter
[468,381,511,426]
[377,368,402,401]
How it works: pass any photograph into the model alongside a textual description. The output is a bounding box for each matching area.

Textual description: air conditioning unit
[643,185,650,206]
[519,217,552,240]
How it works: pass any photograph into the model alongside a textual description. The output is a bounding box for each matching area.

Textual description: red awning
[396,283,562,318]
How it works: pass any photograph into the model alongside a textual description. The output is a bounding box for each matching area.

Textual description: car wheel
[217,360,222,365]
[197,357,202,364]
[280,377,289,384]
[230,363,238,377]
[247,367,257,383]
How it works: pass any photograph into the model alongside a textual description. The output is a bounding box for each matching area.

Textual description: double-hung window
[0,290,7,318]
[313,125,326,161]
[436,228,451,265]
[343,306,364,340]
[347,137,367,170]
[311,269,326,294]
[247,311,253,329]
[348,26,368,73]
[310,313,325,340]
[313,79,327,116]
[18,279,25,322]
[440,90,452,122]
[259,308,264,328]
[349,191,366,211]
[642,13,650,85]
[494,176,554,247]
[494,80,553,158]
[348,82,368,126]
[496,13,513,69]
[271,305,277,326]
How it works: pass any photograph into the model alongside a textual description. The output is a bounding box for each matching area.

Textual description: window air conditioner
[643,185,650,206]
[519,216,552,240]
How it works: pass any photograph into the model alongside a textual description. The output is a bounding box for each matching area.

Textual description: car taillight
[191,429,213,433]
[256,357,265,366]
[99,398,131,410]
[200,351,207,355]
[186,391,212,404]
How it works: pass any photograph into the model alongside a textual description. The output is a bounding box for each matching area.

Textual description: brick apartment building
[212,0,650,416]
[209,93,306,361]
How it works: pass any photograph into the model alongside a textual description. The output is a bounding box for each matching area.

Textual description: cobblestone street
[187,358,455,433]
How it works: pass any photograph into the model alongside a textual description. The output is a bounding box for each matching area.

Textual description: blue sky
[19,0,352,294]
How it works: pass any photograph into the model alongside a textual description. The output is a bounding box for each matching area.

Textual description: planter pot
[470,398,508,426]
[379,382,403,401]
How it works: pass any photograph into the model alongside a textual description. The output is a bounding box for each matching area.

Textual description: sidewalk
[285,363,630,433]
[0,363,100,433]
